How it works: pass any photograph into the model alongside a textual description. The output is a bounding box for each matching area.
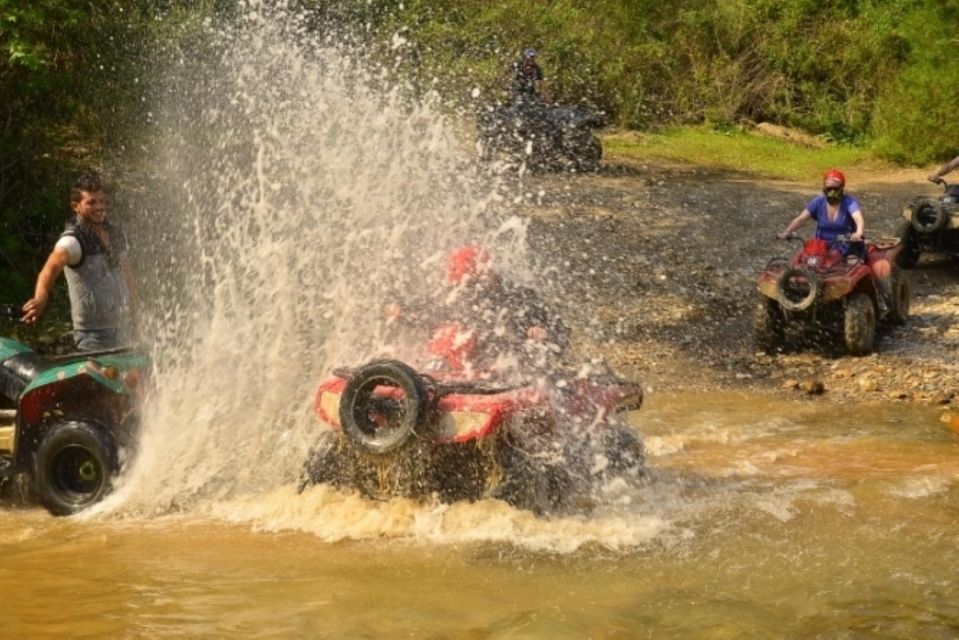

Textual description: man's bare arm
[21,248,71,323]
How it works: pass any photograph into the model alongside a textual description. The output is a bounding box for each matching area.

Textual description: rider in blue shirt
[778,168,899,310]
[778,169,865,258]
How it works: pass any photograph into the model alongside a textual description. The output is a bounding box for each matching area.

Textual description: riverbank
[520,149,959,413]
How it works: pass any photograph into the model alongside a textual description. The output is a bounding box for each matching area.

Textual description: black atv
[476,98,604,172]
[897,178,959,268]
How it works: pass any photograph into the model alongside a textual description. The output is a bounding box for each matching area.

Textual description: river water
[4,7,958,638]
[2,392,957,638]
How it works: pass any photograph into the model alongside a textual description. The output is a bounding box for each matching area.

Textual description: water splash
[105,6,523,514]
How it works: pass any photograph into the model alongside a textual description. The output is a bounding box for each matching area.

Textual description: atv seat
[0,352,52,401]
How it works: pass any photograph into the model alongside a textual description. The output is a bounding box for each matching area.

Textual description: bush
[870,5,959,163]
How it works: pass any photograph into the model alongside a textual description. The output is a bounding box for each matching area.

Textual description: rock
[932,392,955,405]
[799,378,825,395]
[887,391,910,401]
[857,377,880,392]
[781,378,799,390]
[833,368,854,379]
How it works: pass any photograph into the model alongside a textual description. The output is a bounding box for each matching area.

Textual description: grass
[603,124,892,183]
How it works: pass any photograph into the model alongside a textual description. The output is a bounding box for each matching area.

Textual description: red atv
[754,235,910,355]
[299,324,645,514]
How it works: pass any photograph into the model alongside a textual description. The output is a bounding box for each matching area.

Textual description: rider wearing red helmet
[778,169,865,257]
[778,169,894,306]
[387,244,570,372]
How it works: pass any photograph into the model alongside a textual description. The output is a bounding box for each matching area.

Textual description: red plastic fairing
[434,386,545,442]
[314,376,347,426]
[19,387,52,426]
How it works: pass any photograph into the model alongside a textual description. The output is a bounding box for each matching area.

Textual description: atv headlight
[319,392,342,425]
[437,411,491,439]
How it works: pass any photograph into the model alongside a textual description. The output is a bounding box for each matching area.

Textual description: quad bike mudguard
[756,239,900,307]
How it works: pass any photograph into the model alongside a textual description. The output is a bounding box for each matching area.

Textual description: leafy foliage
[2,0,959,310]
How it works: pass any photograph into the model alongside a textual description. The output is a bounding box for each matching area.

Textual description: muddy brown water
[2,391,956,638]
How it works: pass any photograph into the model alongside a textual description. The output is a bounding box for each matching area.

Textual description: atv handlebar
[777,233,805,246]
[778,233,864,244]
[933,177,954,193]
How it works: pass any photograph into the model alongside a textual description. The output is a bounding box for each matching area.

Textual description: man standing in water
[21,172,137,351]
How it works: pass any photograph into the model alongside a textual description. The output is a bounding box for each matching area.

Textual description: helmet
[446,245,491,285]
[822,169,846,188]
[523,48,537,60]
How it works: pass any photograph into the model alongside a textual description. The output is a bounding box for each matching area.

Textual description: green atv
[0,336,147,516]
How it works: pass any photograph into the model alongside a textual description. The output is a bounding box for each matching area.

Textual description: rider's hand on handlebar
[777,232,795,240]
[928,174,945,185]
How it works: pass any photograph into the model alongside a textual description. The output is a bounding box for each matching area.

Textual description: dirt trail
[519,156,959,409]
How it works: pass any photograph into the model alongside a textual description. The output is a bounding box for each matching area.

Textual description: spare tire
[776,267,821,312]
[911,201,947,234]
[339,359,428,455]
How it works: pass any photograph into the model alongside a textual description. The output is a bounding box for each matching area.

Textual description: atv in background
[300,323,645,515]
[754,234,909,356]
[0,336,147,515]
[897,178,959,268]
[476,99,604,172]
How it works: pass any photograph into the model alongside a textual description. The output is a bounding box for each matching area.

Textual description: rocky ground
[516,156,959,412]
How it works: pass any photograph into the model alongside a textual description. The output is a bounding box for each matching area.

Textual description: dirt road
[519,157,959,407]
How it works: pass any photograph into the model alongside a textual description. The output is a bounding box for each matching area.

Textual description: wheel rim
[345,375,418,451]
[777,268,819,311]
[49,444,104,505]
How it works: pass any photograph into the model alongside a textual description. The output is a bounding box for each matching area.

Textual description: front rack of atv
[332,366,517,397]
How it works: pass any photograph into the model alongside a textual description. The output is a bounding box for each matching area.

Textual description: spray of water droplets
[104,6,528,514]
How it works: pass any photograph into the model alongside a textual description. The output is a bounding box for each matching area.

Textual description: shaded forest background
[2,0,959,307]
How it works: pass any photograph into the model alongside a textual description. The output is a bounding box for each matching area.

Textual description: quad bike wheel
[339,359,428,455]
[34,421,118,516]
[566,131,602,172]
[597,424,646,480]
[491,437,572,515]
[896,221,921,268]
[885,266,910,326]
[776,267,820,312]
[753,295,786,353]
[911,201,948,234]
[298,430,342,491]
[843,292,876,356]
